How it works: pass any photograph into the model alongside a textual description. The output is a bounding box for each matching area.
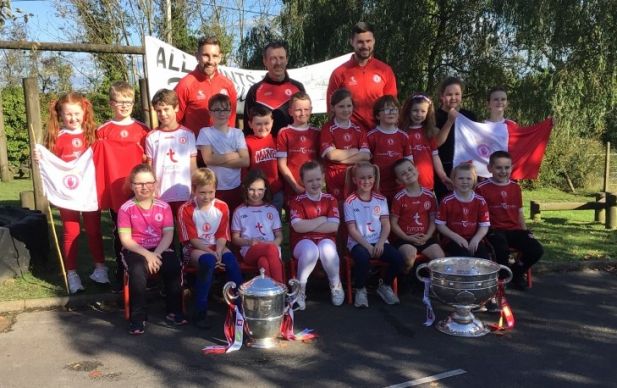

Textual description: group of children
[39,76,542,335]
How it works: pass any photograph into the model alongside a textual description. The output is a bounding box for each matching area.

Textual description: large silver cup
[223,268,300,348]
[416,257,512,337]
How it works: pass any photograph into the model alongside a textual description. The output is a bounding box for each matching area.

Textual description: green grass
[0,178,615,301]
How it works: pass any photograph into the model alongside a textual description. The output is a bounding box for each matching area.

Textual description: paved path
[1,269,616,387]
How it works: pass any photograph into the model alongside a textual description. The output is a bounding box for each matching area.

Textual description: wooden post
[23,77,49,214]
[604,142,611,193]
[530,201,541,221]
[595,192,606,223]
[139,78,154,129]
[0,91,12,182]
[605,193,617,230]
[20,191,35,210]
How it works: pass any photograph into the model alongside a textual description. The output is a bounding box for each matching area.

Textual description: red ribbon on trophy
[489,280,515,332]
[281,298,318,341]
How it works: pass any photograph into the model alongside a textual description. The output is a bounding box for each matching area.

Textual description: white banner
[144,36,351,114]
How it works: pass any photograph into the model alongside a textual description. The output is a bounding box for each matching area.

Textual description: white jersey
[145,126,196,203]
[344,192,389,250]
[231,204,282,257]
[196,126,247,190]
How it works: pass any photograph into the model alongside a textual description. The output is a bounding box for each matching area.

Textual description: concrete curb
[1,259,616,314]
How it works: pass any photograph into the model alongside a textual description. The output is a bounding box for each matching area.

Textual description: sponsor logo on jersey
[219,89,228,95]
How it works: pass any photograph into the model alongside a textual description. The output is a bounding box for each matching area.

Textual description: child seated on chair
[435,162,491,259]
[344,161,404,308]
[390,159,444,274]
[177,168,243,329]
[117,163,185,335]
[231,169,285,283]
[475,151,543,290]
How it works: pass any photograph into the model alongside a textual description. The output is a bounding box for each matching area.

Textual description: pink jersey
[231,204,282,256]
[53,129,88,162]
[244,134,282,194]
[344,192,389,250]
[390,188,437,237]
[117,198,174,249]
[145,126,197,203]
[320,119,370,200]
[475,179,522,230]
[435,192,490,240]
[289,192,339,250]
[406,126,438,189]
[367,127,413,199]
[276,125,320,196]
[178,198,230,249]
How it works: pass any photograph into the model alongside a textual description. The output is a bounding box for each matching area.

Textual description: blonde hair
[191,167,217,191]
[109,81,135,101]
[45,92,96,150]
[344,161,381,198]
[450,162,478,186]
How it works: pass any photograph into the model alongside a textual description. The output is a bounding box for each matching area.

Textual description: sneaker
[330,284,345,306]
[193,311,210,329]
[295,291,306,311]
[354,288,369,308]
[67,271,85,294]
[473,304,488,313]
[165,313,188,326]
[486,297,501,313]
[377,281,400,305]
[128,320,145,335]
[89,266,110,285]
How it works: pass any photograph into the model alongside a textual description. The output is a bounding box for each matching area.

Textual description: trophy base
[247,337,279,349]
[436,314,490,337]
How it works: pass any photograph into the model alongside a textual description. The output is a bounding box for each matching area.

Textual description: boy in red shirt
[475,151,543,290]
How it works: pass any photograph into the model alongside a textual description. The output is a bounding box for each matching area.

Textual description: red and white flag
[453,115,553,179]
[36,144,99,211]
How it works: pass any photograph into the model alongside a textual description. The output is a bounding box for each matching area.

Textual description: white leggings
[293,239,341,286]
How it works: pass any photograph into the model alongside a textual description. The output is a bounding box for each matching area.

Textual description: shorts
[392,236,439,253]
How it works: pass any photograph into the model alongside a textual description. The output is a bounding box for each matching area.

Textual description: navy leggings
[350,243,404,289]
[195,252,243,313]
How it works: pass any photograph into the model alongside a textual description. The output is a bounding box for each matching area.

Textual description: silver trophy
[416,257,512,337]
[223,268,300,348]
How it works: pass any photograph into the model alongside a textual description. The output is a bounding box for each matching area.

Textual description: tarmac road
[1,269,616,387]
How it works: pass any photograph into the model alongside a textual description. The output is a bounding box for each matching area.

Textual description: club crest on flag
[63,174,80,190]
[477,144,491,157]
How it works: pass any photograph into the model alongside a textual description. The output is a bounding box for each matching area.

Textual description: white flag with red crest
[36,144,99,211]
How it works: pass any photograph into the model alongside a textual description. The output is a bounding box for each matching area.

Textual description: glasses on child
[132,182,155,188]
[210,108,231,113]
[380,108,399,114]
[112,100,134,107]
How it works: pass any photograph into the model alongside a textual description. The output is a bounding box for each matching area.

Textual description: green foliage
[2,87,29,177]
[238,24,282,69]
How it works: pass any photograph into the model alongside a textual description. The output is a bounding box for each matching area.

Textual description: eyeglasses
[132,182,155,188]
[210,108,231,113]
[380,108,399,114]
[111,100,134,107]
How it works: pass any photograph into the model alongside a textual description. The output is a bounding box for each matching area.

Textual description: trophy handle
[498,265,513,284]
[287,278,300,299]
[223,281,238,307]
[416,263,430,282]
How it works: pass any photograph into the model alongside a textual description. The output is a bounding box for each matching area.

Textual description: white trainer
[67,271,85,294]
[330,284,345,306]
[377,281,400,305]
[295,291,306,311]
[354,287,369,308]
[89,266,110,284]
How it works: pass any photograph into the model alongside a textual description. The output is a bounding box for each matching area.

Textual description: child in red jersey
[146,89,197,218]
[96,81,149,287]
[118,164,185,334]
[231,169,285,283]
[42,92,107,294]
[289,161,344,310]
[177,168,243,329]
[277,92,321,202]
[366,95,413,203]
[344,161,404,307]
[245,105,284,210]
[390,159,444,273]
[196,93,249,213]
[320,88,371,201]
[435,162,491,259]
[475,151,543,290]
[399,94,451,191]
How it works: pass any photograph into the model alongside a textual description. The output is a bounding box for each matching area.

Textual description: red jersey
[276,125,320,196]
[53,129,89,162]
[245,134,282,194]
[406,126,438,189]
[320,119,369,200]
[288,192,339,250]
[327,56,397,131]
[175,68,237,135]
[96,119,149,146]
[367,127,413,200]
[475,179,522,230]
[390,188,438,237]
[435,192,490,240]
[177,198,230,249]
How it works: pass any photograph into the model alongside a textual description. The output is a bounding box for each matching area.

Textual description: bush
[1,87,29,177]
